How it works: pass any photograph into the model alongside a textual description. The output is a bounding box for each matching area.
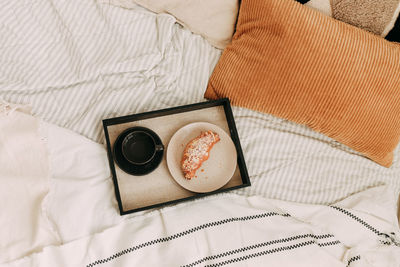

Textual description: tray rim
[102,98,251,215]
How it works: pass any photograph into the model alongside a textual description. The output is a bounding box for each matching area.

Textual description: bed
[1,0,399,266]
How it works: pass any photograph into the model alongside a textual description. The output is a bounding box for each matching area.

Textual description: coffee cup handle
[155,144,164,151]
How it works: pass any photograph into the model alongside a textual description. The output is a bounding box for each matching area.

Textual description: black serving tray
[103,98,250,215]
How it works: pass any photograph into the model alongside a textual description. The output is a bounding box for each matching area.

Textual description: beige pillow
[104,0,238,49]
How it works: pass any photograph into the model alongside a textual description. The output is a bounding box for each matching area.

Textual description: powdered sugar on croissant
[181,131,220,180]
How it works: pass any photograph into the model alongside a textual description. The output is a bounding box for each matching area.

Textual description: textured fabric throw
[296,0,400,42]
[205,0,400,167]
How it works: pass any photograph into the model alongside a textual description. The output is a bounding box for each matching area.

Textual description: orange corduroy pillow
[205,0,400,167]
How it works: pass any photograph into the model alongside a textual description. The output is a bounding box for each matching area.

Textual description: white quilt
[2,179,400,266]
[1,0,400,265]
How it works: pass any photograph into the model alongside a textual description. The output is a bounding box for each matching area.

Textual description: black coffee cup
[121,128,164,165]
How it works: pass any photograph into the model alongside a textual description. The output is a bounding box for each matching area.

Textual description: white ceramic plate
[166,122,237,193]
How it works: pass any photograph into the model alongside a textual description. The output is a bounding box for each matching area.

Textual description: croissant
[181,131,220,180]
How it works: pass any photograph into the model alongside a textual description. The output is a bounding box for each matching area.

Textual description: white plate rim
[166,122,237,193]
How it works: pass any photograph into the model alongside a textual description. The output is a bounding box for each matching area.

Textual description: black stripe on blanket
[203,240,341,267]
[330,206,382,235]
[86,212,291,267]
[385,14,400,42]
[182,234,340,267]
[330,206,400,246]
[347,255,361,267]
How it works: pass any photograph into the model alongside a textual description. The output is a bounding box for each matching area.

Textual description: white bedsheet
[0,0,399,207]
[2,184,399,267]
[2,119,399,265]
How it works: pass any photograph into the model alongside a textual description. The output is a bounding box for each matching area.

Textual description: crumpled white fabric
[1,184,399,267]
[0,102,60,263]
[42,121,124,242]
[1,108,399,266]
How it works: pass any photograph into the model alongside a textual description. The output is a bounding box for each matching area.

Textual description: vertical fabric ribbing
[205,0,400,167]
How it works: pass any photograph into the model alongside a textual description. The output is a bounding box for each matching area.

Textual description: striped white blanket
[2,186,400,267]
[1,0,399,205]
[0,0,400,265]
